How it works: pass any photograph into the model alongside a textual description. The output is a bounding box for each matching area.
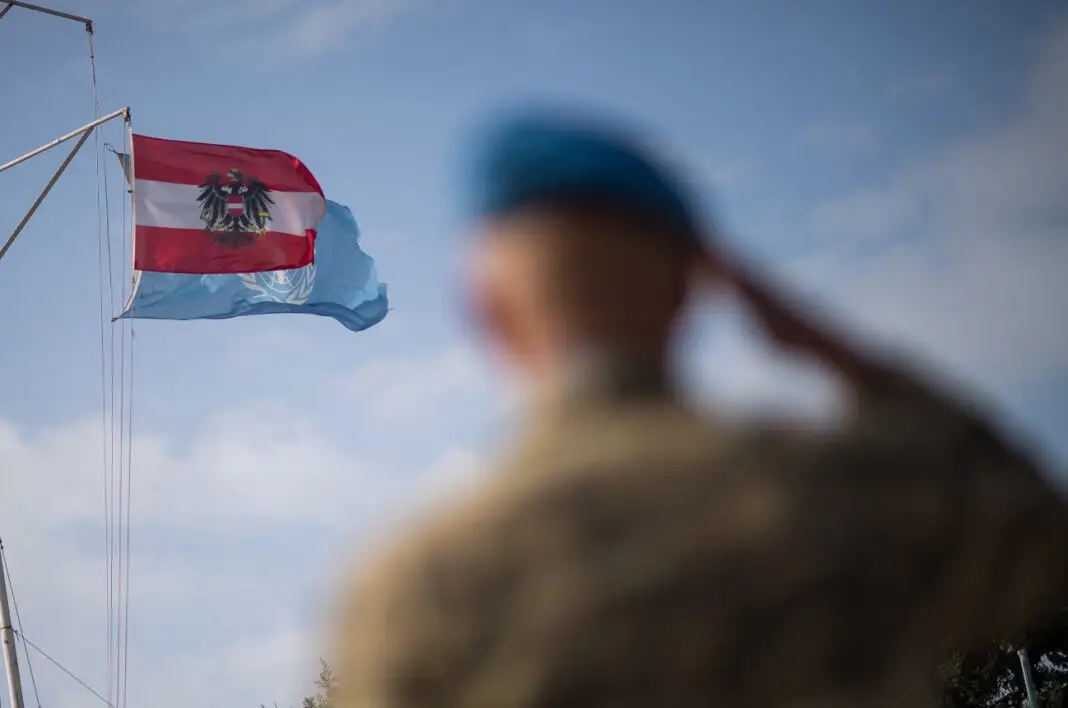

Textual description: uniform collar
[543,346,674,407]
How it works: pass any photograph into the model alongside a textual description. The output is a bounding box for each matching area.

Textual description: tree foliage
[302,659,337,708]
[292,611,1066,708]
[939,608,1068,708]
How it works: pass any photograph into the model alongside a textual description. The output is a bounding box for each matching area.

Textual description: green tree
[939,608,1068,708]
[302,659,337,708]
[286,615,1067,708]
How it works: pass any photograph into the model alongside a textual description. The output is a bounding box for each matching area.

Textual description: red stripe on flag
[134,226,315,274]
[132,134,324,194]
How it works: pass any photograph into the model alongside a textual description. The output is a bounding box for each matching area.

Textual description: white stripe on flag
[135,179,326,235]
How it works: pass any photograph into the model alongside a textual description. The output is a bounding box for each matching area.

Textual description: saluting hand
[695,247,883,389]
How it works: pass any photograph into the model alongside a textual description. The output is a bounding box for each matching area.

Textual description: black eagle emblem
[196,168,274,249]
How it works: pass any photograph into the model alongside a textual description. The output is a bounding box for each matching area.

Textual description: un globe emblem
[238,263,316,305]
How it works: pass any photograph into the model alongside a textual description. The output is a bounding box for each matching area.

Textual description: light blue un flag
[119,199,389,332]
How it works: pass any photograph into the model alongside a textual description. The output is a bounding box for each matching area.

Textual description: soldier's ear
[687,244,730,295]
[464,230,534,369]
[464,272,496,340]
[464,234,506,339]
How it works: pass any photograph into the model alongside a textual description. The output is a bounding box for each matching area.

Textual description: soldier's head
[461,109,706,378]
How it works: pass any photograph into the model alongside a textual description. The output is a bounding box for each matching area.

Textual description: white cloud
[280,0,420,58]
[659,144,758,191]
[130,624,315,708]
[799,120,879,153]
[1,415,320,708]
[343,342,501,425]
[162,0,427,58]
[521,16,584,57]
[807,186,919,244]
[2,403,382,533]
[699,158,760,190]
[679,303,843,426]
[889,69,955,101]
[791,19,1068,400]
[0,379,484,708]
[661,20,1068,472]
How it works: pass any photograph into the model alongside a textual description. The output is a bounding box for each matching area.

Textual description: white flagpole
[119,114,141,317]
[0,108,130,265]
[0,107,128,174]
[0,542,26,708]
[0,1,91,26]
[0,130,91,263]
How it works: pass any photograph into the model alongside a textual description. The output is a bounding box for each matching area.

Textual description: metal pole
[1,0,91,26]
[0,127,93,264]
[0,3,15,22]
[120,113,140,316]
[0,107,128,175]
[0,543,26,708]
[1018,647,1040,708]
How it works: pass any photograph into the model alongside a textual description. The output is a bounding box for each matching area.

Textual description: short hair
[501,191,705,264]
[494,193,697,336]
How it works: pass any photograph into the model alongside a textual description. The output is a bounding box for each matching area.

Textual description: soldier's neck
[531,340,674,407]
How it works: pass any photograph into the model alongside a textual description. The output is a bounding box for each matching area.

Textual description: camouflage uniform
[334,356,1068,708]
[334,110,1067,708]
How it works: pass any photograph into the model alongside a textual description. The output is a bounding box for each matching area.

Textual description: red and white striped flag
[131,134,326,274]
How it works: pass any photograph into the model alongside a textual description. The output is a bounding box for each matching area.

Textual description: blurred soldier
[333,110,1068,708]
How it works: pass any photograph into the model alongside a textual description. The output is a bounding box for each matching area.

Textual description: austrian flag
[131,134,326,274]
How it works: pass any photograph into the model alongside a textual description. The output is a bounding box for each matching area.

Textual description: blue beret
[462,109,700,237]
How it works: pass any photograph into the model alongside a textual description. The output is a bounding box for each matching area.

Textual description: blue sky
[1,1,1066,707]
